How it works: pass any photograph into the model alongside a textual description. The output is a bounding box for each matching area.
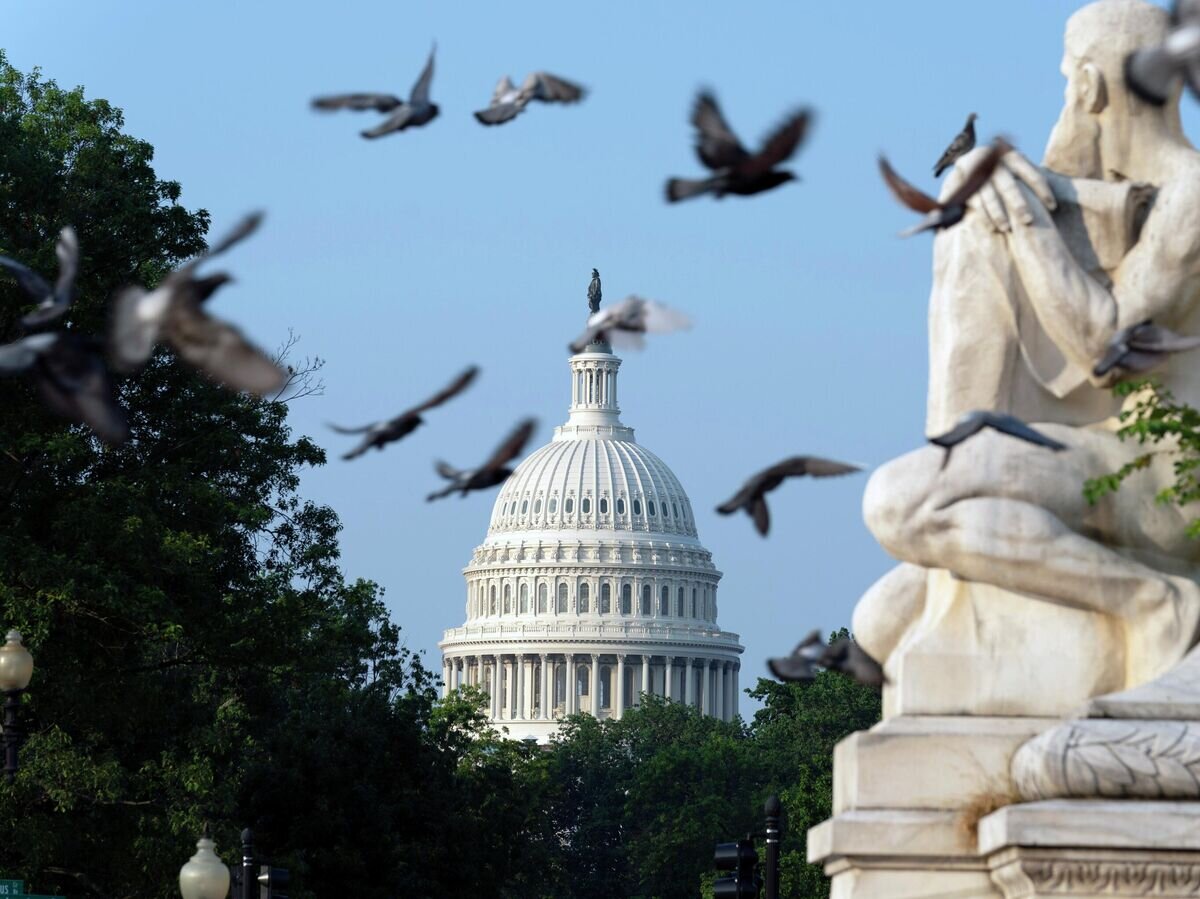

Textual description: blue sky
[6,1,1196,715]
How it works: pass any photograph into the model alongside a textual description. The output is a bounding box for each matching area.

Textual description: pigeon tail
[665,176,718,203]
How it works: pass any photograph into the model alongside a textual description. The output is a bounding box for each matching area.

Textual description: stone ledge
[979,800,1200,855]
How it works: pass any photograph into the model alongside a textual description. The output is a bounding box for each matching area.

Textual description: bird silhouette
[568,295,691,354]
[879,139,1009,237]
[0,226,79,329]
[330,366,479,460]
[427,418,536,501]
[716,456,862,536]
[473,71,585,126]
[1094,321,1200,377]
[768,631,886,688]
[928,410,1067,469]
[933,113,977,177]
[665,91,812,202]
[312,45,438,138]
[1124,0,1200,105]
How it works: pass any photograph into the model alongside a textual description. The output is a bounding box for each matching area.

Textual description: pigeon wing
[1092,341,1130,377]
[474,103,523,126]
[479,418,536,473]
[1129,324,1200,355]
[53,226,79,305]
[409,45,436,105]
[750,496,770,536]
[108,285,167,373]
[943,140,1009,209]
[328,421,376,435]
[0,255,51,301]
[878,156,939,214]
[165,303,287,396]
[983,412,1068,451]
[361,107,419,138]
[740,108,812,178]
[311,93,403,111]
[528,72,586,104]
[491,75,516,105]
[205,211,264,260]
[0,334,54,374]
[761,455,862,480]
[36,336,129,445]
[691,91,748,171]
[927,412,986,448]
[407,365,480,415]
[638,299,692,335]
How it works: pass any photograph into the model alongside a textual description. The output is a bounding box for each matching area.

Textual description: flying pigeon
[1093,321,1200,377]
[933,113,977,177]
[0,332,129,445]
[768,630,886,688]
[473,71,585,126]
[312,45,438,138]
[0,226,80,329]
[928,410,1067,469]
[665,91,812,202]
[330,366,479,460]
[109,211,287,397]
[879,139,1009,237]
[716,456,862,537]
[568,295,691,354]
[1124,0,1200,105]
[426,418,536,501]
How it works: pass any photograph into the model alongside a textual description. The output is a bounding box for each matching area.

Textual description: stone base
[980,800,1200,897]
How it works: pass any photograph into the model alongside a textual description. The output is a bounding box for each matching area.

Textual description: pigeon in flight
[330,366,479,460]
[426,418,536,501]
[473,72,586,126]
[665,91,812,202]
[716,456,862,537]
[109,211,287,397]
[0,226,79,329]
[928,410,1067,469]
[879,139,1009,237]
[768,630,886,688]
[568,296,691,354]
[933,113,977,177]
[312,45,438,138]
[1093,321,1200,377]
[1124,0,1200,105]
[0,332,129,445]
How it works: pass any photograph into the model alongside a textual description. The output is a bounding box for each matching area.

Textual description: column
[615,655,626,719]
[566,654,576,715]
[641,655,651,705]
[539,654,550,719]
[685,657,694,707]
[699,659,710,715]
[516,653,526,720]
[665,656,675,701]
[590,654,601,716]
[715,663,725,721]
[491,655,502,719]
[732,665,739,719]
[442,659,450,698]
[503,657,513,719]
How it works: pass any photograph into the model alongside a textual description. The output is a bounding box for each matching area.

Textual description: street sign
[0,882,22,896]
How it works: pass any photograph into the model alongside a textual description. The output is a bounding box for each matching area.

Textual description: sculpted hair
[1065,0,1170,78]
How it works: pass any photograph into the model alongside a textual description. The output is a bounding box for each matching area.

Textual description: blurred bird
[312,45,438,138]
[933,113,977,177]
[473,71,585,126]
[330,366,479,460]
[109,211,287,397]
[568,296,691,354]
[1093,321,1200,377]
[716,456,862,537]
[665,91,812,202]
[929,410,1067,469]
[0,332,128,445]
[427,418,536,500]
[0,226,79,329]
[879,140,1009,237]
[1124,0,1200,105]
[768,631,886,688]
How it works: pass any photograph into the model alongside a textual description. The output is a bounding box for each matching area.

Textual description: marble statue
[853,0,1200,715]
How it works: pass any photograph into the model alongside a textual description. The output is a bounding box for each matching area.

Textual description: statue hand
[943,146,1058,233]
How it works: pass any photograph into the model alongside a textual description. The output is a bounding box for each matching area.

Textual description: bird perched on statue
[330,366,479,460]
[473,71,586,126]
[1124,0,1200,105]
[587,268,602,314]
[427,418,536,500]
[568,295,691,354]
[716,456,862,537]
[879,139,1009,237]
[932,113,977,177]
[1094,321,1200,377]
[312,45,438,138]
[0,226,80,329]
[665,91,812,202]
[0,332,129,445]
[928,410,1067,469]
[109,211,288,397]
[768,631,886,688]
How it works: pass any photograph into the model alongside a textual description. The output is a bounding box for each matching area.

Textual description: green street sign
[0,882,24,896]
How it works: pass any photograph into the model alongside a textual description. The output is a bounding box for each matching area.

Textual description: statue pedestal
[981,800,1200,898]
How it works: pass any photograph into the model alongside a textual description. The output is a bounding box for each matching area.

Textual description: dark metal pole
[763,795,781,899]
[241,828,256,899]
[2,689,22,784]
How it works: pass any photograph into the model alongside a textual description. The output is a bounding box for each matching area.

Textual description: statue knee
[863,460,921,554]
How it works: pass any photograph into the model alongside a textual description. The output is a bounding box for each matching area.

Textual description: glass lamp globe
[0,631,33,693]
[179,837,230,899]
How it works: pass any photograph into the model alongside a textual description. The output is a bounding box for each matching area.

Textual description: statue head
[1045,0,1180,178]
[592,268,599,279]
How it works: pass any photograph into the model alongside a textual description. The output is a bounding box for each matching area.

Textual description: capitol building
[439,321,744,742]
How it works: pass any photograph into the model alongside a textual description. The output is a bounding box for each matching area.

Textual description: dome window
[663,502,671,518]
[582,497,591,514]
[616,498,626,515]
[633,499,642,516]
[537,583,548,614]
[676,587,684,617]
[557,583,568,613]
[549,497,558,515]
[641,584,651,616]
[659,586,669,615]
[691,588,697,617]
[521,500,529,515]
[621,584,632,615]
[599,497,609,515]
[565,497,574,514]
[534,499,542,514]
[579,582,590,613]
[520,583,529,613]
[648,500,657,517]
[489,585,497,615]
[504,584,512,614]
[601,583,612,614]
[673,502,680,518]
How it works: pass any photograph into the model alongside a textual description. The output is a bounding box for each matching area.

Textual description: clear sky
[5,1,1196,715]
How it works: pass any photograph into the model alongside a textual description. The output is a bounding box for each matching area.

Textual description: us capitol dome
[439,283,744,742]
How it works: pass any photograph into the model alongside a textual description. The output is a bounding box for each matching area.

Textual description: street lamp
[179,837,231,899]
[0,629,33,784]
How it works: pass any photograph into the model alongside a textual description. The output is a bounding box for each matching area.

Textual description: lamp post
[0,630,34,784]
[179,836,231,899]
